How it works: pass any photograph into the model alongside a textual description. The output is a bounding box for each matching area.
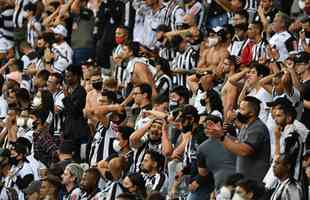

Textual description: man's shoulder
[248,119,269,133]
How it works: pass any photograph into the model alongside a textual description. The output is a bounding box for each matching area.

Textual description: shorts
[0,37,14,54]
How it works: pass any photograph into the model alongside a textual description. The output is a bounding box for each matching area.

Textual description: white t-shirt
[52,41,73,73]
[248,87,272,122]
[0,94,8,119]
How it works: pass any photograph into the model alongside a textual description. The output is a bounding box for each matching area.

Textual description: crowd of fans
[0,0,310,199]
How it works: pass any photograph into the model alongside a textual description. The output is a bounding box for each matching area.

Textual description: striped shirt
[163,0,185,31]
[113,45,126,86]
[27,17,41,48]
[89,122,117,166]
[154,73,172,97]
[172,46,197,87]
[131,139,162,173]
[243,0,258,22]
[142,172,168,193]
[0,8,15,41]
[251,40,268,62]
[185,1,205,30]
[270,179,303,200]
[13,0,29,28]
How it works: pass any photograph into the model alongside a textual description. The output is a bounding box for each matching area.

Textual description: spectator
[39,175,62,200]
[62,163,84,200]
[24,180,41,200]
[207,96,271,182]
[121,173,147,200]
[62,64,90,162]
[271,153,304,200]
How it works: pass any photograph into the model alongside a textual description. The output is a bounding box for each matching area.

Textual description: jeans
[73,48,94,65]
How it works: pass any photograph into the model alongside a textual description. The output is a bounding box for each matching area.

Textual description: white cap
[212,26,223,33]
[52,24,67,37]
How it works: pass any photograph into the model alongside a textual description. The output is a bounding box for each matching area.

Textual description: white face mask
[16,117,25,127]
[32,96,42,108]
[208,37,219,48]
[112,139,122,153]
[232,193,245,200]
[219,186,232,200]
[26,118,35,129]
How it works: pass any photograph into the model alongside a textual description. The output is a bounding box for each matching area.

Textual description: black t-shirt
[301,80,310,129]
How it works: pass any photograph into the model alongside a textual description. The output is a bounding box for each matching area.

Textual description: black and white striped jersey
[172,46,198,87]
[89,122,117,166]
[142,172,168,193]
[163,0,185,31]
[0,8,15,41]
[13,0,29,29]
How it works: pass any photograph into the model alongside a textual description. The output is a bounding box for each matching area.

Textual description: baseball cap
[294,52,310,64]
[266,96,293,108]
[23,181,41,195]
[52,24,67,37]
[180,105,198,118]
[59,141,74,155]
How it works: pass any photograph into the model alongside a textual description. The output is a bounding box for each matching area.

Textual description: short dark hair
[37,69,50,81]
[118,126,135,140]
[84,167,100,185]
[236,9,249,22]
[277,103,297,121]
[102,89,117,104]
[251,21,263,33]
[224,173,245,187]
[147,192,165,200]
[243,96,261,117]
[117,193,137,200]
[152,94,168,105]
[136,83,152,100]
[144,150,165,171]
[236,179,265,200]
[251,62,270,77]
[171,86,191,104]
[49,72,63,84]
[126,173,147,198]
[123,41,141,57]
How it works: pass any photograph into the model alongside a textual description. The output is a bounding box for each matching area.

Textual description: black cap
[23,181,41,195]
[155,24,170,33]
[13,142,28,156]
[266,96,293,108]
[59,141,74,154]
[180,105,198,118]
[294,52,310,64]
[199,113,222,124]
[15,137,32,154]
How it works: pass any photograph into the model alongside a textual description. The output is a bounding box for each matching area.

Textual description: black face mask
[157,36,165,43]
[236,112,248,124]
[9,156,19,166]
[200,99,206,106]
[182,124,193,133]
[105,171,113,181]
[92,82,103,91]
[182,24,191,29]
[169,100,179,111]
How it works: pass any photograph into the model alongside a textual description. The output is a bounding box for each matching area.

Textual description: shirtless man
[197,27,229,71]
[219,56,240,119]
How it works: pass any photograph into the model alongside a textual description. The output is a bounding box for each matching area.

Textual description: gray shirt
[197,138,236,189]
[237,119,271,182]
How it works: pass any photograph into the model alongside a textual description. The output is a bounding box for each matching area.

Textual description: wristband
[220,134,226,142]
